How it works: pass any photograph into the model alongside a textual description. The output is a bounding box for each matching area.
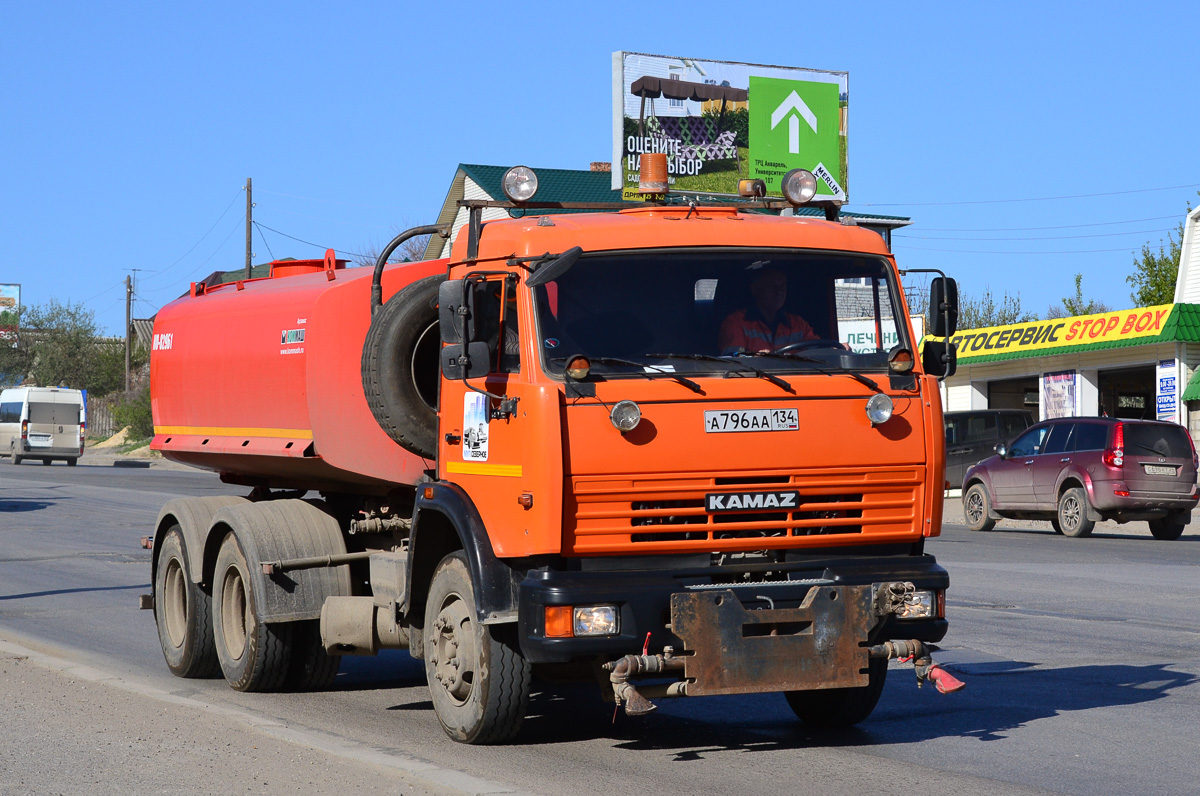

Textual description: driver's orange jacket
[718,307,818,354]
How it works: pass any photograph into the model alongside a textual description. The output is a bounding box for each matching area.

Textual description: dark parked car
[962,417,1199,539]
[944,410,1033,489]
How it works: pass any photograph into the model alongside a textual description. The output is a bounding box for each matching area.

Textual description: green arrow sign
[749,76,844,199]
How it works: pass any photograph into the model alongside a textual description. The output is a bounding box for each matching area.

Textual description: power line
[908,214,1184,233]
[863,182,1200,207]
[141,188,244,281]
[255,222,276,261]
[893,243,1140,255]
[253,222,367,259]
[896,226,1176,242]
[255,188,407,212]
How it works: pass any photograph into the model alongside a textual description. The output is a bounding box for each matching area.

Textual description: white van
[0,387,86,465]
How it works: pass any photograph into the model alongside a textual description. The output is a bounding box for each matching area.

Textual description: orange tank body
[150,254,446,493]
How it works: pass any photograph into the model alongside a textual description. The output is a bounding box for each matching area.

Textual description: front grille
[567,467,922,554]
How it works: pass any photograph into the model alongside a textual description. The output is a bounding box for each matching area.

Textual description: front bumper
[518,553,948,665]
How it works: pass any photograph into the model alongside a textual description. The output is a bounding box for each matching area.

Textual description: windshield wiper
[749,351,882,393]
[549,356,704,394]
[643,353,794,394]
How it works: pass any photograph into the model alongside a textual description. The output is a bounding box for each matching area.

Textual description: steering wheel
[773,339,843,354]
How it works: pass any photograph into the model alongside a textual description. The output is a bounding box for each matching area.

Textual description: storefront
[940,206,1200,444]
[942,301,1194,416]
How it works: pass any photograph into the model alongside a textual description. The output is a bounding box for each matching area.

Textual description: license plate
[1144,464,1177,476]
[704,408,798,433]
[28,434,52,447]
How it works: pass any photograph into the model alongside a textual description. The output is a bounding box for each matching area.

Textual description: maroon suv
[962,417,1199,539]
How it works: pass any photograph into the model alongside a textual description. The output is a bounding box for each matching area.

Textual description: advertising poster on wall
[1042,370,1077,419]
[611,52,848,202]
[0,284,19,343]
[1156,358,1178,423]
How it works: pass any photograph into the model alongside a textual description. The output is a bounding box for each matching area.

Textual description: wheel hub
[430,597,475,704]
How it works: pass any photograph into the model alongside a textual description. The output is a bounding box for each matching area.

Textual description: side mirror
[995,443,1008,459]
[441,341,490,380]
[929,277,959,338]
[922,340,957,379]
[438,280,475,345]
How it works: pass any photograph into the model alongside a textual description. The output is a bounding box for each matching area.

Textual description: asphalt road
[2,459,1198,795]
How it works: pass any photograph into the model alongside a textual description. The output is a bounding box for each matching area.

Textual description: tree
[1127,216,1186,306]
[0,299,137,393]
[1046,273,1110,319]
[353,224,432,269]
[958,286,1037,329]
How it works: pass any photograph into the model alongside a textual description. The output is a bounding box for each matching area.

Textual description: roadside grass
[115,438,153,455]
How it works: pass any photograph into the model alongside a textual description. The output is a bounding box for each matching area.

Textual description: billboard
[0,284,18,342]
[612,52,848,202]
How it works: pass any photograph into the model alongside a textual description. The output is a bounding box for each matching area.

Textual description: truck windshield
[532,249,911,378]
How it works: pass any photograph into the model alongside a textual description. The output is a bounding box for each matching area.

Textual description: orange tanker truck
[142,166,964,744]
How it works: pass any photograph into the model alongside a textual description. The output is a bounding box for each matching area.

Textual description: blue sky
[4,2,1198,334]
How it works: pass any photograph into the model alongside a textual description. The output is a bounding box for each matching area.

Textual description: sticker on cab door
[704,408,799,433]
[463,393,489,461]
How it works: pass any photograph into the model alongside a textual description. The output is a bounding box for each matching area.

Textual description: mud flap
[670,585,875,695]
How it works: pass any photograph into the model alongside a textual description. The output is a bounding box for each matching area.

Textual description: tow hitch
[868,639,966,694]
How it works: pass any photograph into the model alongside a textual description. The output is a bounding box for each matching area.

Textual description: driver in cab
[718,268,819,354]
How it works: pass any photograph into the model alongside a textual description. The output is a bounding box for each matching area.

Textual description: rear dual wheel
[212,532,294,692]
[154,526,220,678]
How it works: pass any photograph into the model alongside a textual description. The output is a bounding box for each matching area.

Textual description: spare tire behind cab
[361,274,444,459]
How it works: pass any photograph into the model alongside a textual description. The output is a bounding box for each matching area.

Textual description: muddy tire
[963,483,996,532]
[212,532,293,692]
[424,552,530,744]
[785,656,888,728]
[1148,512,1186,541]
[361,274,444,458]
[154,525,220,678]
[287,619,341,691]
[1057,487,1095,538]
[10,442,21,465]
[67,458,78,466]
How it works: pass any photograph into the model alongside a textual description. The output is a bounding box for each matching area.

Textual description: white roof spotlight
[502,166,539,203]
[780,168,818,207]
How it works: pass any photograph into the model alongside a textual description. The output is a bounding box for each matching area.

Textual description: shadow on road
[0,498,55,512]
[0,582,149,601]
[508,660,1196,750]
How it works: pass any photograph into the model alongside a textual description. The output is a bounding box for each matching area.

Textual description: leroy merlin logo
[749,76,843,199]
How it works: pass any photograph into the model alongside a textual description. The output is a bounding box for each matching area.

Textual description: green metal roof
[454,163,912,224]
[1182,368,1200,402]
[944,304,1200,365]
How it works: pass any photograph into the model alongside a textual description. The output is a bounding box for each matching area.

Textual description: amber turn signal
[545,606,573,638]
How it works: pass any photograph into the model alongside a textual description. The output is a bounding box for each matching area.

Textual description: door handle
[1060,457,1071,462]
[1024,460,1034,466]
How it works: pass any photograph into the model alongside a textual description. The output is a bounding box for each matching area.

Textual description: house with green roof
[423,163,912,260]
[938,207,1200,445]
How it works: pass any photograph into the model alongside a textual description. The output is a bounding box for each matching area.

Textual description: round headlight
[502,166,539,203]
[564,355,591,380]
[780,169,818,206]
[866,393,894,426]
[610,400,642,432]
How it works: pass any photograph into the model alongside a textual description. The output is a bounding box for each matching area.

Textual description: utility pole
[244,177,253,279]
[124,275,132,392]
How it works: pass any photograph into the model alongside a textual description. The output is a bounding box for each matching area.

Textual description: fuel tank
[150,251,446,494]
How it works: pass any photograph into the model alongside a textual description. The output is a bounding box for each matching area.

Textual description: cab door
[437,273,564,558]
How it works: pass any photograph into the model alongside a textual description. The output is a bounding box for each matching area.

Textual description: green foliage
[1127,218,1186,306]
[113,386,153,439]
[958,286,1037,329]
[1047,274,1111,319]
[0,300,140,393]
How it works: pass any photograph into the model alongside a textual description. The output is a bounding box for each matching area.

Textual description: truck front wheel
[784,656,887,728]
[424,552,530,744]
[212,532,293,692]
[154,525,220,678]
